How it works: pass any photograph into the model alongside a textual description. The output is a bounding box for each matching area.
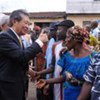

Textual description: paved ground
[27,80,37,100]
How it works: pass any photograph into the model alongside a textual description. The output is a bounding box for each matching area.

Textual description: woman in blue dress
[36,26,95,100]
[58,51,92,100]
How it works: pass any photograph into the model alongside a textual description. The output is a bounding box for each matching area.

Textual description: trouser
[0,80,25,100]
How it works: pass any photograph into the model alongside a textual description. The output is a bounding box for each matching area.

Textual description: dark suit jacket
[0,29,42,100]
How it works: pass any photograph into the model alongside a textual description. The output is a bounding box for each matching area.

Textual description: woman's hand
[65,71,73,80]
[35,79,46,89]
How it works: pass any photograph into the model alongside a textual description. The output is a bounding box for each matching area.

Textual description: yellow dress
[89,35,99,47]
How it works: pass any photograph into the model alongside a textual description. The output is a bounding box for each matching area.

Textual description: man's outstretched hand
[38,30,48,43]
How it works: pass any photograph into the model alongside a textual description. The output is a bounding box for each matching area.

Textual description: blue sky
[0,0,66,12]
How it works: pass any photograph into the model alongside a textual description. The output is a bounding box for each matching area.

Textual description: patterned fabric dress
[58,52,93,100]
[84,52,100,100]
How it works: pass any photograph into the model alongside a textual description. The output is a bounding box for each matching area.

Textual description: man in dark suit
[0,9,48,100]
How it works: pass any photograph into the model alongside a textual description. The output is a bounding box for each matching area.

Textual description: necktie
[18,37,23,47]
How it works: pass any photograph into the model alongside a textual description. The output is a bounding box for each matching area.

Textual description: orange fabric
[36,43,47,71]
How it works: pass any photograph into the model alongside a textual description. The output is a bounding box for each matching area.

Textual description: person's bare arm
[28,65,54,77]
[35,75,65,89]
[38,65,54,75]
[46,75,65,84]
[78,81,92,100]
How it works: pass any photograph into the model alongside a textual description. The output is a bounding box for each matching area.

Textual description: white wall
[66,0,100,13]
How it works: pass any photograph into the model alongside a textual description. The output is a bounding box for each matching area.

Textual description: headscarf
[69,26,91,51]
[72,26,89,43]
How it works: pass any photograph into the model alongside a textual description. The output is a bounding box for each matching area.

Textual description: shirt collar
[10,28,21,40]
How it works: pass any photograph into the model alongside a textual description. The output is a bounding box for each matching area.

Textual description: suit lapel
[7,29,21,46]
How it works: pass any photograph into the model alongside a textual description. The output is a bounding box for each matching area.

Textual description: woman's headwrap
[72,26,89,43]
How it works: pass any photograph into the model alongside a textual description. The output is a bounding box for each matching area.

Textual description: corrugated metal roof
[29,12,66,19]
[4,12,66,19]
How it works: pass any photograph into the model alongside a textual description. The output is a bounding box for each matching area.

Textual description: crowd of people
[0,9,100,100]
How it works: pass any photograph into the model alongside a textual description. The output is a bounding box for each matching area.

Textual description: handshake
[28,68,41,81]
[28,68,49,95]
[28,68,47,88]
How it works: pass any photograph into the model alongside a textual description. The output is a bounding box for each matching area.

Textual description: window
[83,21,91,27]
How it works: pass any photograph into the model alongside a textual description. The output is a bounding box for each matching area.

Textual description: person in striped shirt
[78,52,100,100]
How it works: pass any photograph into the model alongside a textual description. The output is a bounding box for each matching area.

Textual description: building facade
[66,0,100,27]
[30,12,66,28]
[5,12,66,28]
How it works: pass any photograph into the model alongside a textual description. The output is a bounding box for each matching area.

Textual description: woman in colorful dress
[36,26,95,100]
